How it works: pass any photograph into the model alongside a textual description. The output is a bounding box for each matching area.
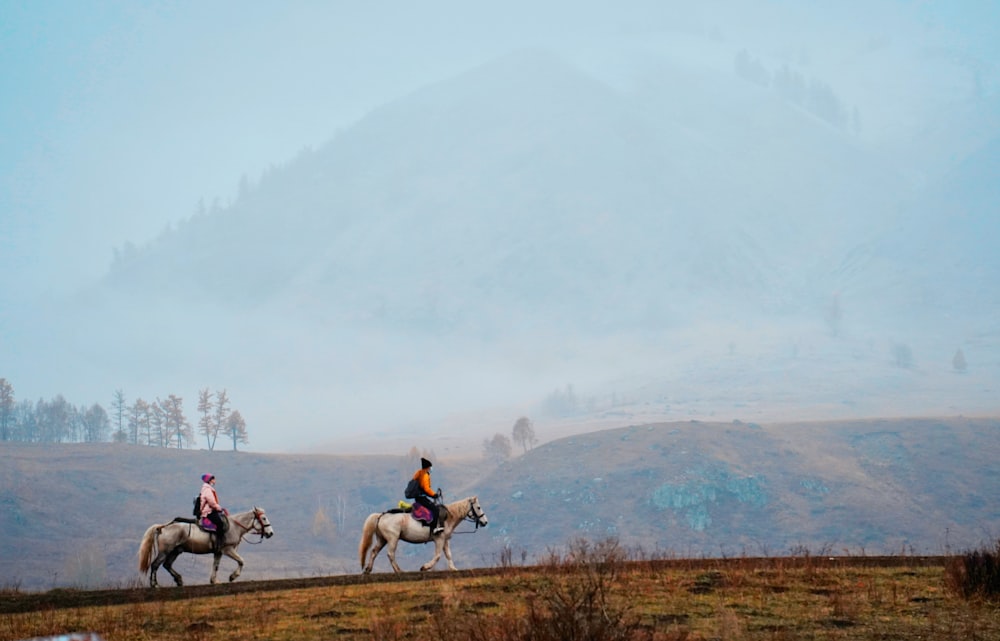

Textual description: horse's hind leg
[364,535,388,574]
[385,537,404,573]
[162,549,184,586]
[149,551,167,588]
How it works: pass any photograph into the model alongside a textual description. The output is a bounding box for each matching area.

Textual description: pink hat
[201,473,215,483]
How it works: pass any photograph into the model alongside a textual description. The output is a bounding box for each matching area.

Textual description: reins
[230,509,268,544]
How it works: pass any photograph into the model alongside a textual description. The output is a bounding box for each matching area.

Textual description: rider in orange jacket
[412,458,443,534]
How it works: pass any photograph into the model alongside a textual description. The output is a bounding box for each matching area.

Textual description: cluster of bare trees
[196,388,248,451]
[109,387,247,451]
[0,378,109,443]
[0,378,247,450]
[111,391,191,448]
[482,416,538,463]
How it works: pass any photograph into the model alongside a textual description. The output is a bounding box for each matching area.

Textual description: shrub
[514,538,649,641]
[441,537,651,641]
[945,540,1000,599]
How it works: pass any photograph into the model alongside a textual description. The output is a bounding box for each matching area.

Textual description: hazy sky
[2,1,998,452]
[3,0,997,303]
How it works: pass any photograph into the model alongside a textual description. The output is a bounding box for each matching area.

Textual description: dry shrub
[945,540,1000,599]
[437,537,652,641]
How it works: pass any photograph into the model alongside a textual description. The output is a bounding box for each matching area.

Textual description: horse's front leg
[209,552,222,584]
[420,538,444,572]
[443,537,457,571]
[225,548,245,582]
[162,548,185,586]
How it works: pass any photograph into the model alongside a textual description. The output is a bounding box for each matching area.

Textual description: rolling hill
[2,415,997,591]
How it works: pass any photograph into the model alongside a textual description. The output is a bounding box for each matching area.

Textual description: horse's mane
[442,495,475,528]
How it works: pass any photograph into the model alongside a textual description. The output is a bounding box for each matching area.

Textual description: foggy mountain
[13,40,999,453]
[106,49,915,330]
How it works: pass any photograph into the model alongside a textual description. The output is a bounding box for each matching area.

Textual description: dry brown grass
[3,555,998,641]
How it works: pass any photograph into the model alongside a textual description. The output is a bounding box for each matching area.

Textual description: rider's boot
[432,517,444,535]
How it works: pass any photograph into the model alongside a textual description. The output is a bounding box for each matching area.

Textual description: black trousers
[207,510,226,533]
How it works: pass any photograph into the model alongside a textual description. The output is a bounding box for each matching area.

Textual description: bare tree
[482,432,512,463]
[0,378,14,442]
[160,394,190,448]
[14,399,35,441]
[225,410,248,451]
[110,389,127,443]
[213,389,231,446]
[128,398,149,445]
[36,395,74,442]
[512,416,537,453]
[149,400,165,447]
[81,403,110,443]
[197,387,216,450]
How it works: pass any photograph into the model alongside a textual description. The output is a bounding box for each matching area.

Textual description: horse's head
[253,506,275,539]
[468,496,488,528]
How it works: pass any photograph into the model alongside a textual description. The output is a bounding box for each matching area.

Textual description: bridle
[458,498,487,533]
[231,508,270,543]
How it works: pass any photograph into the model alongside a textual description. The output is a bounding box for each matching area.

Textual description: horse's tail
[137,524,161,573]
[358,513,380,570]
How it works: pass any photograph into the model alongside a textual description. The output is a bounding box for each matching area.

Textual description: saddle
[392,500,434,526]
[195,514,229,534]
[169,516,220,538]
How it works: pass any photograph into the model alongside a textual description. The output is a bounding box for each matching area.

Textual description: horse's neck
[444,498,468,524]
[228,511,253,534]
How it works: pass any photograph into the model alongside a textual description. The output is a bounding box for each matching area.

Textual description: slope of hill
[2,415,997,591]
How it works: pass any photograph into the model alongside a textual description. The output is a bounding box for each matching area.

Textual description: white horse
[137,507,274,587]
[359,495,488,573]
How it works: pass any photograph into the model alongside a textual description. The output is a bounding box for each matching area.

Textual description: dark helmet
[420,458,432,469]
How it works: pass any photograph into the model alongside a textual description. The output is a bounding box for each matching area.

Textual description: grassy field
[3,547,998,641]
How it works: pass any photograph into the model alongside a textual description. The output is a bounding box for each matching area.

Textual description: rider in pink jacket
[199,473,228,552]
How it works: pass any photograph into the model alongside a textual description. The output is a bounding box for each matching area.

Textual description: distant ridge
[2,415,997,591]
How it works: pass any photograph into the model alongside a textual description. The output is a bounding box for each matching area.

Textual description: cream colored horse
[359,495,488,573]
[137,507,274,587]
